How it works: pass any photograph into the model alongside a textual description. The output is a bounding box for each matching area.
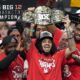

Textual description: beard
[41,45,57,56]
[42,50,52,56]
[5,49,15,55]
[5,50,11,55]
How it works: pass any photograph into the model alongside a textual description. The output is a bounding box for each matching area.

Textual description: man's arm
[46,24,63,47]
[46,24,57,34]
[0,50,18,71]
[62,15,76,58]
[0,40,22,71]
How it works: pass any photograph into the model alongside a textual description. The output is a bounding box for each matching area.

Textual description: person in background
[57,31,68,50]
[63,23,80,80]
[0,22,9,43]
[7,26,22,43]
[7,25,28,80]
[7,24,26,59]
[0,35,24,80]
[57,22,75,50]
[0,22,9,52]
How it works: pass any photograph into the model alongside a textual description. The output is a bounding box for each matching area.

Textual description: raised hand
[62,15,71,28]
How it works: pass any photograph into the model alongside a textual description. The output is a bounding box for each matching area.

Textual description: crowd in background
[0,0,80,80]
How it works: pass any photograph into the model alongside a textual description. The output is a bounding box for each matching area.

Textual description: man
[0,35,24,80]
[7,26,27,61]
[26,29,76,80]
[29,6,63,54]
[7,26,28,79]
[27,15,76,80]
[63,23,80,80]
[0,22,9,51]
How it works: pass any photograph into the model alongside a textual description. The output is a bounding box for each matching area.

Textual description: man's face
[36,25,47,38]
[5,42,17,53]
[41,38,52,53]
[9,30,21,41]
[74,30,80,43]
[74,24,80,43]
[0,27,8,40]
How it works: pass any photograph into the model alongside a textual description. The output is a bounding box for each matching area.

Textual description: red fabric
[26,45,65,80]
[64,43,80,80]
[53,28,63,47]
[0,53,24,80]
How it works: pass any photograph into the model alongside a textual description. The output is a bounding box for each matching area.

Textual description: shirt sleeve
[53,28,63,47]
[56,49,66,65]
[0,50,18,71]
[26,38,36,61]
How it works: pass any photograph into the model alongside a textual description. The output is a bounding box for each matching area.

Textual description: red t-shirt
[64,43,80,80]
[0,53,24,80]
[26,45,65,80]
